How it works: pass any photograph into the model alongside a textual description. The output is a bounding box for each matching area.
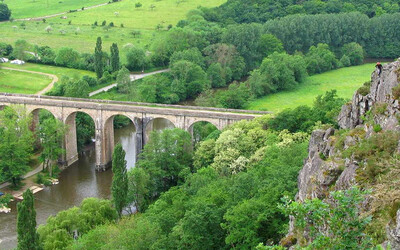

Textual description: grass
[246,63,376,112]
[0,0,226,57]
[4,0,107,19]
[3,62,95,80]
[0,68,52,94]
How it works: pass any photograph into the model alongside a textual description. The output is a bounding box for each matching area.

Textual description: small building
[10,59,25,65]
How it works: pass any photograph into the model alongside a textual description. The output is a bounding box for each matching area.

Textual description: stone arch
[103,114,137,168]
[187,119,220,132]
[144,117,176,144]
[64,111,97,166]
[187,120,219,144]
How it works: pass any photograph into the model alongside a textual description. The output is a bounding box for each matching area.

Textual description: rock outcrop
[289,59,400,247]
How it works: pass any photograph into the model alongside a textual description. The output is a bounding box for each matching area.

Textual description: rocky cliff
[288,59,400,248]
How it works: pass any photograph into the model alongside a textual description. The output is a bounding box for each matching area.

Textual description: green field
[0,68,52,94]
[4,0,107,19]
[246,63,376,112]
[3,63,95,79]
[0,0,226,56]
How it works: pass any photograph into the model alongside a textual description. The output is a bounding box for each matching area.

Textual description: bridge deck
[0,93,271,120]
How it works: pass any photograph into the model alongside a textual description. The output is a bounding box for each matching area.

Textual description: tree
[12,39,30,61]
[127,167,150,213]
[135,2,142,8]
[17,189,40,250]
[0,42,13,56]
[54,47,80,68]
[64,79,90,98]
[342,42,364,66]
[207,63,226,88]
[305,43,338,75]
[111,143,128,217]
[110,43,120,72]
[138,128,193,198]
[36,46,56,65]
[94,37,103,79]
[116,67,131,93]
[45,25,52,33]
[0,3,11,21]
[257,34,284,58]
[0,106,34,187]
[282,187,372,249]
[126,46,147,71]
[37,118,66,177]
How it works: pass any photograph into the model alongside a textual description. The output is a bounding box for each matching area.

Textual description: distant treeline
[203,0,400,24]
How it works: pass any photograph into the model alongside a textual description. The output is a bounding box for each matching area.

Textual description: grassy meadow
[246,63,376,112]
[4,62,96,79]
[0,0,226,56]
[0,68,52,94]
[4,0,107,19]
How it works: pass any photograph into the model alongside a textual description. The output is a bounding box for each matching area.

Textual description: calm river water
[0,119,173,249]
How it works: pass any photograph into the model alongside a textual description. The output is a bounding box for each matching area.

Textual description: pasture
[4,62,96,79]
[0,68,52,94]
[246,63,377,112]
[0,0,226,56]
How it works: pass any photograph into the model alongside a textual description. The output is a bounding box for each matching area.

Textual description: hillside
[286,59,400,247]
[0,0,226,54]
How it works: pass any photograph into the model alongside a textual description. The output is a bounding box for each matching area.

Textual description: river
[0,119,173,249]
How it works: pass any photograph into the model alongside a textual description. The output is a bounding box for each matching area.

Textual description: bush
[357,81,371,96]
[0,3,11,21]
[392,84,400,100]
[82,75,98,87]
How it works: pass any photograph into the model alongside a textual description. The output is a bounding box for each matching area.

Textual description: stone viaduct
[0,93,268,171]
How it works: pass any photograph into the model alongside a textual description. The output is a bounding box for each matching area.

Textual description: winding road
[89,69,170,97]
[2,67,58,95]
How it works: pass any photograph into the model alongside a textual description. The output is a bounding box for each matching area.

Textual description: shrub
[372,103,388,116]
[357,81,371,96]
[373,124,382,133]
[392,84,400,100]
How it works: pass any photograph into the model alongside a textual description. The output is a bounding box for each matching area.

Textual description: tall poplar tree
[94,37,103,79]
[17,189,40,250]
[110,43,120,73]
[111,143,128,217]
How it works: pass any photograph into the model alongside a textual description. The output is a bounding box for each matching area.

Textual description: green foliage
[55,47,80,68]
[111,144,129,217]
[305,43,339,75]
[0,42,13,56]
[17,189,40,250]
[0,106,33,187]
[94,37,103,78]
[257,33,284,58]
[137,128,193,199]
[281,187,372,249]
[392,84,400,100]
[36,117,66,177]
[12,39,31,61]
[116,66,131,94]
[267,90,346,132]
[207,62,226,88]
[127,167,150,213]
[342,42,364,66]
[170,47,205,69]
[110,43,120,72]
[358,81,371,96]
[75,112,95,152]
[126,46,148,71]
[37,198,117,250]
[0,193,13,208]
[64,79,89,98]
[170,60,209,100]
[0,3,11,21]
[216,82,250,109]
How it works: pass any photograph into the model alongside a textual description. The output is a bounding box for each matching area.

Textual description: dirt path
[89,69,170,97]
[2,67,58,95]
[1,2,112,22]
[0,164,43,190]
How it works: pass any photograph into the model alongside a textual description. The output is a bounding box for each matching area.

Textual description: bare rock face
[387,209,400,249]
[289,60,400,245]
[338,60,400,131]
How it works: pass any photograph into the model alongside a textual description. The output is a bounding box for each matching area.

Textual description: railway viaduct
[0,93,268,171]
